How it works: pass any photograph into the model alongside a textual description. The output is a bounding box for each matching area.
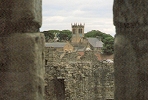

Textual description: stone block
[114,34,138,100]
[0,33,45,100]
[114,26,148,100]
[0,0,42,33]
[113,0,148,26]
[14,0,41,26]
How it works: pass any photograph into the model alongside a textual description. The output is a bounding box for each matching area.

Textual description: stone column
[0,1,45,100]
[113,0,148,100]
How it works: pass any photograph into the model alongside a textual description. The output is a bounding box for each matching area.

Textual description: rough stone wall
[0,33,45,100]
[0,0,42,34]
[0,1,45,100]
[45,49,114,100]
[113,0,148,100]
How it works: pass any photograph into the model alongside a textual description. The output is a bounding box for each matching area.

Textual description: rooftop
[87,38,103,48]
[45,42,67,48]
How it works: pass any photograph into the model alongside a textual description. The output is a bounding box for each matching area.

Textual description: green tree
[42,31,55,42]
[102,36,114,54]
[58,30,72,41]
[42,30,72,42]
[48,30,60,34]
[58,33,69,40]
[63,30,72,40]
[84,30,104,38]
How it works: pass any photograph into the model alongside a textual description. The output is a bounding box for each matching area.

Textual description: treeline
[42,30,72,42]
[42,30,114,54]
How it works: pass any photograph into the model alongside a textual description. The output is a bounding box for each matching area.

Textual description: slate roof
[77,46,86,51]
[87,38,103,48]
[45,42,67,48]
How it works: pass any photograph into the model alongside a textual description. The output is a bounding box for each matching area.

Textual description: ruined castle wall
[45,50,114,100]
[45,63,114,100]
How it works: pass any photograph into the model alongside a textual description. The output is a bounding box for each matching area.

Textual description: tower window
[79,28,82,33]
[73,29,76,34]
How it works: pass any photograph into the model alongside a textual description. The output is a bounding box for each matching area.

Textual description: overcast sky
[40,0,115,36]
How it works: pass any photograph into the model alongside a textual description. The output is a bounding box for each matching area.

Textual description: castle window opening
[53,79,65,100]
[79,28,83,34]
[73,29,76,34]
[45,59,48,65]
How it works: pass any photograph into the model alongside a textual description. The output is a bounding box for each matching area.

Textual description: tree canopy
[59,30,72,41]
[42,30,72,42]
[84,30,114,55]
[42,31,55,42]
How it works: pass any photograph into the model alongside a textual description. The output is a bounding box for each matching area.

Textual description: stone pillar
[0,1,44,100]
[113,0,148,100]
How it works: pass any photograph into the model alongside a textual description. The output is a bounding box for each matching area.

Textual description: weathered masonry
[45,62,114,100]
[114,0,148,100]
[45,49,114,100]
[0,1,45,100]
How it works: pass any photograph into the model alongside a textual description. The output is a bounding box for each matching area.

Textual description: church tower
[71,23,85,43]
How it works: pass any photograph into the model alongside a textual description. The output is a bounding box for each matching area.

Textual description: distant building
[71,23,85,43]
[44,23,114,61]
[44,24,114,100]
[86,37,103,51]
[45,42,74,53]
